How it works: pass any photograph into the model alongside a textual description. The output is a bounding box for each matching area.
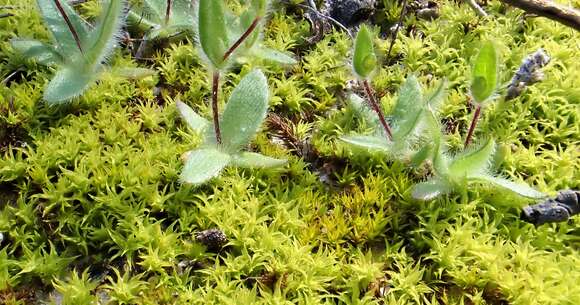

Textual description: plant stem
[165,0,172,25]
[223,16,262,61]
[386,0,408,61]
[212,71,222,144]
[362,79,393,141]
[464,104,482,147]
[52,0,84,54]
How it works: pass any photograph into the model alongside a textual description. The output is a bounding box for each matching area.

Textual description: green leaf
[411,179,451,201]
[341,135,390,151]
[449,138,495,177]
[348,94,379,128]
[198,0,229,69]
[43,67,94,104]
[180,148,231,185]
[176,100,209,132]
[220,70,269,153]
[390,75,424,141]
[409,144,433,168]
[170,0,195,27]
[231,152,287,168]
[36,0,89,58]
[425,79,447,111]
[253,47,297,65]
[471,175,546,199]
[352,24,376,79]
[470,41,498,103]
[10,39,63,66]
[84,0,126,69]
[116,67,157,80]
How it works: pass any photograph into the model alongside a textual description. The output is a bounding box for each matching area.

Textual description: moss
[0,0,579,304]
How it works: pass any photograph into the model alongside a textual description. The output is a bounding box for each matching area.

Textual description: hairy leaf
[425,79,447,111]
[470,41,498,103]
[36,0,89,58]
[220,70,269,153]
[412,179,451,201]
[44,67,94,104]
[231,152,287,168]
[391,75,424,141]
[472,175,546,199]
[198,0,229,69]
[176,100,209,132]
[352,24,376,79]
[449,138,495,177]
[10,39,63,66]
[253,47,297,65]
[180,148,231,185]
[84,0,126,69]
[341,135,390,151]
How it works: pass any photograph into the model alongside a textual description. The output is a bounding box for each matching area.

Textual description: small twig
[1,68,23,86]
[465,0,488,17]
[53,0,84,54]
[282,0,353,38]
[362,79,393,141]
[223,16,262,61]
[499,0,580,31]
[0,13,13,18]
[212,71,222,145]
[386,0,409,61]
[464,104,481,147]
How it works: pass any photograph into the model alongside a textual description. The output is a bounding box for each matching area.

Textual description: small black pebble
[195,228,228,252]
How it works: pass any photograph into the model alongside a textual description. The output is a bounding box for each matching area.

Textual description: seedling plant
[10,0,126,104]
[177,0,289,185]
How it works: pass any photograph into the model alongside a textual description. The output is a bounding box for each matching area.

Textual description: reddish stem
[362,80,393,141]
[53,0,84,54]
[165,0,172,25]
[464,104,482,147]
[212,71,222,144]
[223,16,261,61]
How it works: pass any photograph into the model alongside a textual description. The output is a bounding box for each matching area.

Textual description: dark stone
[521,190,580,225]
[325,0,376,27]
[195,228,228,252]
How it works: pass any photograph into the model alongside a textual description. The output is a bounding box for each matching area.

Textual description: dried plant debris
[410,0,440,20]
[521,190,580,225]
[506,48,551,100]
[323,0,377,28]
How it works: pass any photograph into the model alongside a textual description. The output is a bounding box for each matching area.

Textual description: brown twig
[386,0,409,61]
[500,0,580,31]
[165,0,172,25]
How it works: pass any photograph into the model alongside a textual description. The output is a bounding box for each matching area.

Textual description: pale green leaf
[352,24,376,78]
[44,67,94,104]
[411,179,451,201]
[341,135,390,151]
[425,79,447,111]
[176,100,209,132]
[449,138,495,177]
[36,0,89,58]
[180,148,231,185]
[84,0,126,68]
[410,144,433,168]
[253,47,297,65]
[220,69,269,153]
[471,175,546,199]
[391,75,424,141]
[470,41,498,103]
[231,152,287,168]
[10,39,63,66]
[198,0,229,69]
[116,67,157,80]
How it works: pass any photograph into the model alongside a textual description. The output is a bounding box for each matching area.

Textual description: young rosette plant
[176,70,286,185]
[10,0,126,104]
[464,40,499,147]
[341,75,446,162]
[411,137,546,201]
[127,0,194,42]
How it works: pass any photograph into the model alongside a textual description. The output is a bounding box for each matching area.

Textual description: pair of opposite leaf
[176,70,286,185]
[197,0,296,69]
[127,0,195,42]
[341,26,544,201]
[11,0,126,104]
